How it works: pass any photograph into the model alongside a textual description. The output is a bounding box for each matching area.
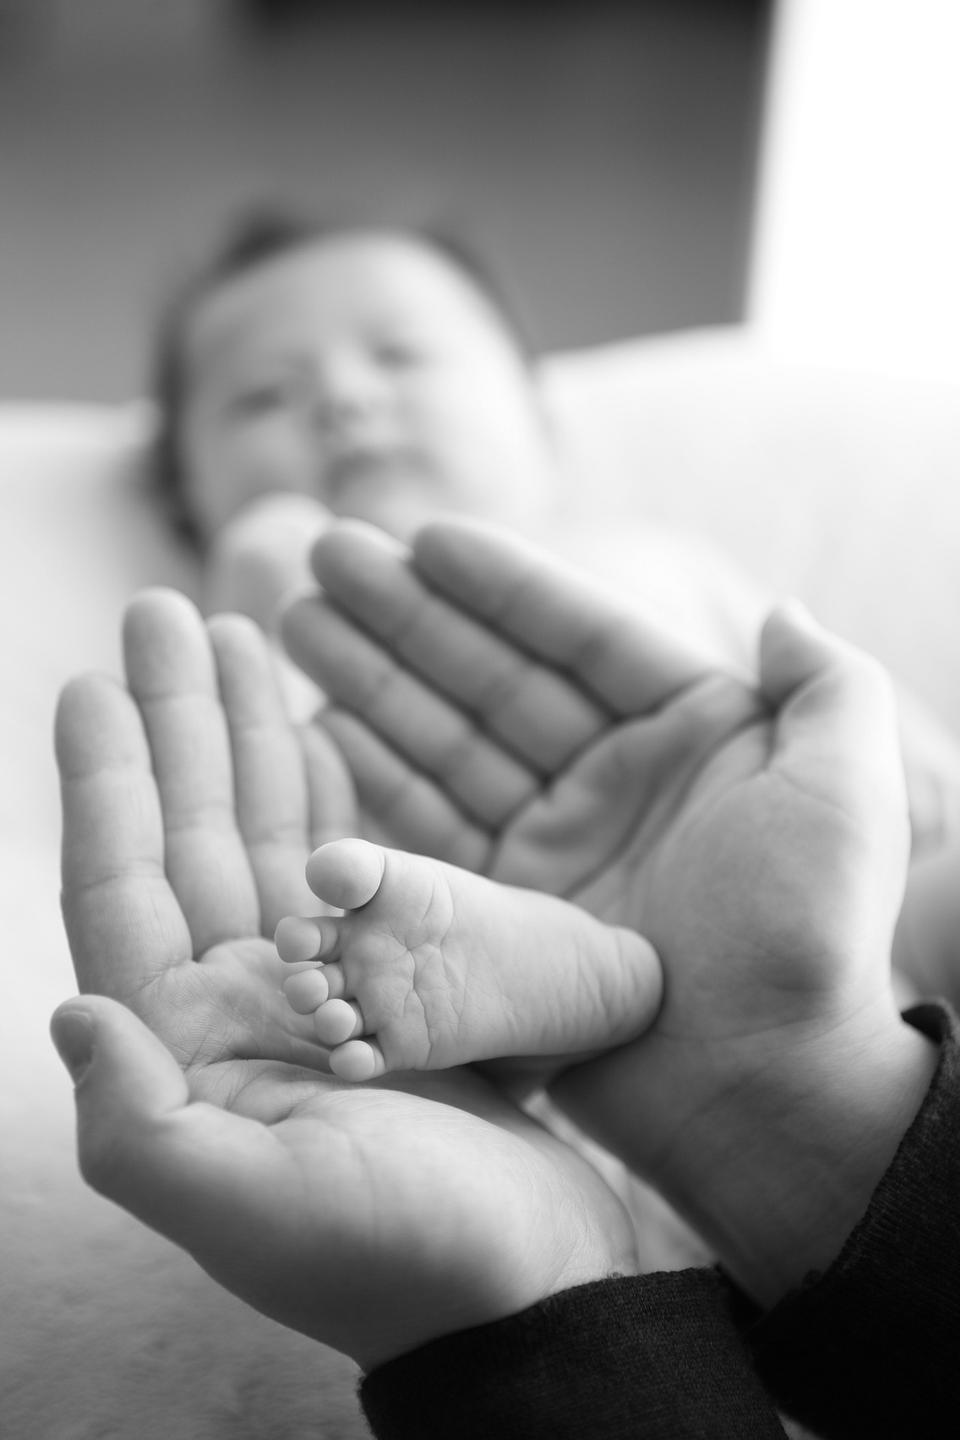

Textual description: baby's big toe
[306,838,387,910]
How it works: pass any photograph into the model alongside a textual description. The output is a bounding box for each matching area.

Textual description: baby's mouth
[323,446,425,498]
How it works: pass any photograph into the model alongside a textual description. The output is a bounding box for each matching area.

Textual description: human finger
[50,996,349,1345]
[122,589,261,951]
[56,671,193,998]
[209,611,336,932]
[290,521,612,770]
[413,518,714,713]
[760,602,907,816]
[286,601,543,823]
[319,707,493,871]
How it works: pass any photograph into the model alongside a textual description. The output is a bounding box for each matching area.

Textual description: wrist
[663,998,938,1306]
[355,1121,638,1372]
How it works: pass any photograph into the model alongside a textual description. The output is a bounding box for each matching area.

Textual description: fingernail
[50,1007,95,1083]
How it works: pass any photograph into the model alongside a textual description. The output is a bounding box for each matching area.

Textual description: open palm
[283,521,909,1098]
[55,589,634,1368]
[280,522,752,896]
[57,590,350,1101]
[279,520,935,1316]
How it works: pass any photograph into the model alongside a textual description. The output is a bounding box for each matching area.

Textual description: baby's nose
[313,354,387,431]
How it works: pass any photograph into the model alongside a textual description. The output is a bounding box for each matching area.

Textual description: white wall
[750,0,960,380]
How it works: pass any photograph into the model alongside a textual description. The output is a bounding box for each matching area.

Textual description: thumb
[49,998,332,1349]
[50,997,292,1280]
[759,601,907,814]
[50,996,192,1211]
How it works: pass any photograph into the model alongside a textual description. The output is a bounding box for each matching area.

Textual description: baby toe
[283,968,330,1014]
[317,962,347,1000]
[329,1039,386,1083]
[275,914,338,964]
[306,838,387,911]
[314,997,366,1047]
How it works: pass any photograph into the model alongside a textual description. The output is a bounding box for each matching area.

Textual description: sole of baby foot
[281,837,663,1081]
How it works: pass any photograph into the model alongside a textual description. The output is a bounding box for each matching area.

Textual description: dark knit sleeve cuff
[360,1269,787,1440]
[743,1001,960,1439]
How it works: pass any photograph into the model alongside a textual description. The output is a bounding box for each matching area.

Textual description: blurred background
[3,0,959,402]
[0,0,771,400]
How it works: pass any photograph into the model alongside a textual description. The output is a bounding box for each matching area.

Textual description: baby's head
[151,210,556,546]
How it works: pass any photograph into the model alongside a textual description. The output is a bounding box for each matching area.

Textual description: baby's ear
[150,479,204,552]
[138,415,204,549]
[167,498,203,547]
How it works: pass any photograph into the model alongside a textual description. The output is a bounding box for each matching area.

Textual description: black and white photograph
[2,2,958,1436]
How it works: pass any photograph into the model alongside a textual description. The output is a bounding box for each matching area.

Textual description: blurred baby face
[179,232,555,542]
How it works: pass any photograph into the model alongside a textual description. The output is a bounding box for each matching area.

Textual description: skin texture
[53,588,635,1370]
[283,518,938,1304]
[276,836,663,1081]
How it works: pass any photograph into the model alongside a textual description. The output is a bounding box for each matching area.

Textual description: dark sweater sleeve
[743,1002,960,1440]
[360,1267,788,1440]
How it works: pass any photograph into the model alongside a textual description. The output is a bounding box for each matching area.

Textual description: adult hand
[57,589,352,1098]
[282,519,760,907]
[53,589,635,1368]
[282,521,938,1302]
[281,524,906,1024]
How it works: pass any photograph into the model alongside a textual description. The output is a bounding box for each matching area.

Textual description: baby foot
[276,838,662,1082]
